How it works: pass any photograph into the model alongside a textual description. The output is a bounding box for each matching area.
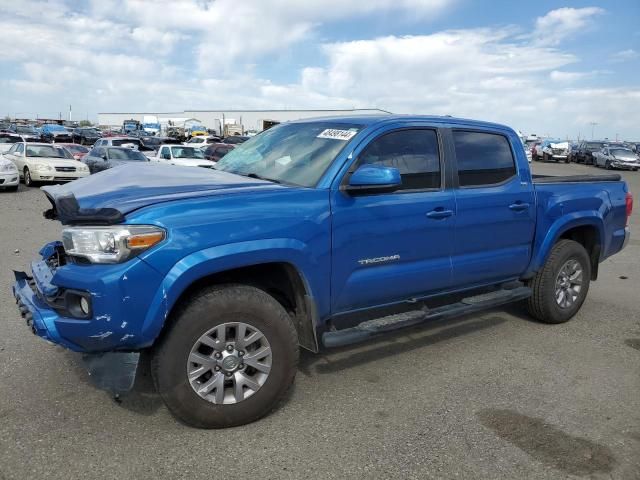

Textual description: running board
[322,286,531,348]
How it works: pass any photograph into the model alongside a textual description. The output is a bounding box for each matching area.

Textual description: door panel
[331,190,455,312]
[330,127,454,314]
[451,130,535,287]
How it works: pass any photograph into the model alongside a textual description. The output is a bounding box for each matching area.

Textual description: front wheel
[605,160,612,170]
[152,284,299,428]
[23,167,36,187]
[527,240,591,324]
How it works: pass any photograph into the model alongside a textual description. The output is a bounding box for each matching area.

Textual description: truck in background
[122,119,142,134]
[142,115,161,136]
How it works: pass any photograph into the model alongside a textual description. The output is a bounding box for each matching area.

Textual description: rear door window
[453,131,516,187]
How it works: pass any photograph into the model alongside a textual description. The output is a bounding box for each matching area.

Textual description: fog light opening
[80,297,90,315]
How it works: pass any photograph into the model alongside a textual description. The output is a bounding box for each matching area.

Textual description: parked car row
[526,138,640,171]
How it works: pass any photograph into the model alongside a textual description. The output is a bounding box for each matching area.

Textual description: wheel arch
[528,216,603,280]
[141,243,321,352]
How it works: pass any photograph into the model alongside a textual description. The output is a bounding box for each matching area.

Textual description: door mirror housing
[101,154,108,160]
[344,165,402,195]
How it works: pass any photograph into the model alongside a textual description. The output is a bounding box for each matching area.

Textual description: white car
[3,142,89,187]
[183,136,221,148]
[150,145,216,168]
[0,154,19,191]
[540,140,570,163]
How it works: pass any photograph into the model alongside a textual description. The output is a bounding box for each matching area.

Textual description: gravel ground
[0,161,639,479]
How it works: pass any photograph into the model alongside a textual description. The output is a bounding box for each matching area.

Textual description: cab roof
[290,114,514,132]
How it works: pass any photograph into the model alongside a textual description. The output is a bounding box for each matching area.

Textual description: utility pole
[69,105,72,122]
[589,122,598,140]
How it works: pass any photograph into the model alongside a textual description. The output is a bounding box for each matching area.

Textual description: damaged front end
[12,239,164,353]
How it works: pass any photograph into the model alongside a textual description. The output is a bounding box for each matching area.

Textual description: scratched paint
[120,334,134,342]
[96,314,111,322]
[89,331,113,340]
[120,321,127,328]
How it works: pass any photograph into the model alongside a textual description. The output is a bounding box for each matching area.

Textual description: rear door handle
[509,202,530,211]
[426,208,454,219]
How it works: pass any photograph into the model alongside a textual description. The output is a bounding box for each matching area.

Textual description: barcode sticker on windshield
[317,129,357,141]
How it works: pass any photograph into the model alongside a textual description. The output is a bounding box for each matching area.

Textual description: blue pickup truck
[13,115,633,428]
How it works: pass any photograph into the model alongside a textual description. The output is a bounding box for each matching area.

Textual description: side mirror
[101,154,108,160]
[344,165,402,195]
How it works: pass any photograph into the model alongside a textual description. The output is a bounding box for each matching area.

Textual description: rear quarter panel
[527,180,629,275]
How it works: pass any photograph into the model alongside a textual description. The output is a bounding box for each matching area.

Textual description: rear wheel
[152,284,299,428]
[527,240,591,324]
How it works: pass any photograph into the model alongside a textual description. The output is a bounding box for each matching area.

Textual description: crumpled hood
[549,141,569,149]
[41,163,281,225]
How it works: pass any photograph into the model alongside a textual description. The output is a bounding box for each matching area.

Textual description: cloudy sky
[1,0,639,139]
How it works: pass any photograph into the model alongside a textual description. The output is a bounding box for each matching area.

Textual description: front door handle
[509,202,530,211]
[426,208,454,219]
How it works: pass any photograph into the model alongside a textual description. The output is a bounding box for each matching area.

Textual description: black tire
[543,153,549,162]
[527,239,591,324]
[605,160,612,170]
[23,167,35,187]
[152,284,299,428]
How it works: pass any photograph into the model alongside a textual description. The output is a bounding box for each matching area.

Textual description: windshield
[215,122,363,187]
[610,149,635,157]
[586,142,604,150]
[82,128,101,135]
[112,138,141,147]
[26,145,73,159]
[107,148,148,161]
[16,126,36,133]
[170,147,204,159]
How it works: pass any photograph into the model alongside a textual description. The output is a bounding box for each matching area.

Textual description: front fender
[526,212,605,276]
[138,238,318,345]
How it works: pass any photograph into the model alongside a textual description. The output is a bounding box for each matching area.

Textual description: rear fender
[525,212,604,277]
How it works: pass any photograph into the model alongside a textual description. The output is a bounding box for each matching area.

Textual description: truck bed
[532,173,621,183]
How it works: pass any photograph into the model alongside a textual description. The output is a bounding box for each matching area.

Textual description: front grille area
[552,148,567,155]
[53,177,78,181]
[55,167,76,172]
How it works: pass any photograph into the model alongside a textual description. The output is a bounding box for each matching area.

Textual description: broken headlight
[61,225,165,264]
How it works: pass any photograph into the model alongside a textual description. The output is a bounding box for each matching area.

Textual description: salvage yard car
[573,141,607,165]
[83,146,149,173]
[150,144,215,168]
[72,127,102,145]
[3,142,89,186]
[12,115,633,429]
[536,139,570,163]
[40,124,73,143]
[0,153,19,191]
[593,146,640,171]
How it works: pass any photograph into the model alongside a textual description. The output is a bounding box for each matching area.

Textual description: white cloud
[0,2,637,139]
[611,49,639,62]
[532,7,604,46]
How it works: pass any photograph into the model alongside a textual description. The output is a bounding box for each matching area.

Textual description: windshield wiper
[245,173,281,184]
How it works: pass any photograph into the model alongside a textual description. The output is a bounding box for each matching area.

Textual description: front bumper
[610,161,640,170]
[0,172,19,186]
[12,242,164,352]
[32,169,89,182]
